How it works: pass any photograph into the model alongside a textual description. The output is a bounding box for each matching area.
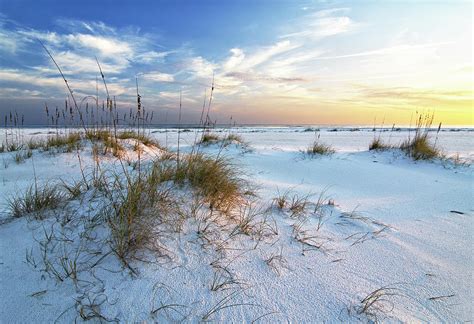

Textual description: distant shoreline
[2,124,473,131]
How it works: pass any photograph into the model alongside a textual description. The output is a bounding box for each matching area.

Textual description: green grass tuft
[8,183,66,218]
[46,132,82,152]
[14,149,33,163]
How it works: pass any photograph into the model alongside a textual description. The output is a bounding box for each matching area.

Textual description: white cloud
[230,40,298,73]
[208,8,356,98]
[0,68,131,98]
[186,56,217,79]
[135,50,172,64]
[314,42,453,60]
[0,30,19,53]
[22,30,62,44]
[0,69,63,88]
[282,16,355,40]
[266,50,324,75]
[51,51,125,74]
[223,48,245,72]
[57,19,117,34]
[157,91,197,104]
[65,34,133,57]
[142,71,175,82]
[0,87,43,98]
[281,8,357,41]
[312,8,351,18]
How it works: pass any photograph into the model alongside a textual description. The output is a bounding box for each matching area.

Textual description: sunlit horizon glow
[0,1,472,126]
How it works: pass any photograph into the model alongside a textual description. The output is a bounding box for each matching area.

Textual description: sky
[0,0,472,126]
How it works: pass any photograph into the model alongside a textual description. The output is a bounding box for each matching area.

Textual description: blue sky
[0,0,472,125]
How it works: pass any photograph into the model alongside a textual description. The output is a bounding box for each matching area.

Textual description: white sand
[0,127,472,322]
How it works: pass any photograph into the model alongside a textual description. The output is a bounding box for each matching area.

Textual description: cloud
[224,71,306,83]
[223,48,245,72]
[281,8,357,40]
[50,51,125,74]
[8,19,166,69]
[55,19,117,35]
[0,69,63,88]
[65,34,133,57]
[314,42,453,60]
[135,50,172,64]
[142,71,175,82]
[225,40,298,74]
[0,29,19,53]
[17,29,63,45]
[157,91,197,104]
[0,68,131,99]
[0,17,170,103]
[0,87,43,98]
[0,15,27,53]
[355,85,473,102]
[283,16,354,40]
[205,7,356,97]
[264,50,324,76]
[185,56,217,79]
[215,40,304,96]
[312,8,351,18]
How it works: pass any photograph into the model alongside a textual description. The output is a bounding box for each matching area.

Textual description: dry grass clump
[102,137,124,157]
[223,134,245,144]
[369,137,392,151]
[272,189,291,210]
[351,285,406,322]
[117,131,160,147]
[46,132,82,152]
[198,132,247,148]
[85,130,123,157]
[2,132,81,154]
[305,140,335,156]
[288,194,312,218]
[85,129,111,142]
[199,133,220,145]
[85,129,161,156]
[106,177,152,259]
[400,133,440,160]
[104,166,180,261]
[106,151,246,261]
[6,133,82,161]
[61,179,88,199]
[46,132,81,147]
[175,153,246,212]
[27,139,45,150]
[14,149,33,163]
[8,183,66,218]
[303,132,334,157]
[6,143,21,152]
[400,113,442,160]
